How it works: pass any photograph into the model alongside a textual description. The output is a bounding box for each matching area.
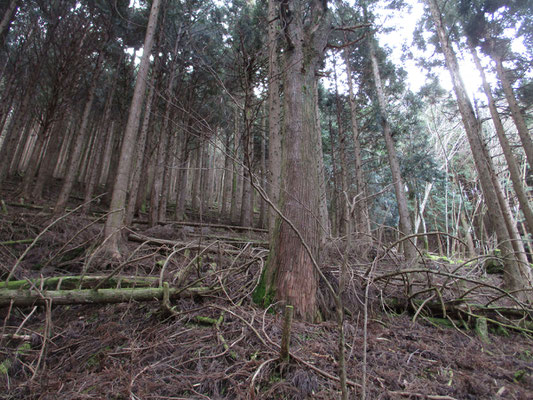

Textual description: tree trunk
[240,124,253,227]
[221,128,233,218]
[257,0,330,321]
[175,131,190,220]
[333,56,349,236]
[54,52,104,215]
[267,0,282,234]
[32,117,68,200]
[103,0,161,257]
[425,0,533,301]
[125,74,156,225]
[83,55,123,214]
[492,53,533,174]
[343,45,371,237]
[369,38,417,264]
[329,119,340,237]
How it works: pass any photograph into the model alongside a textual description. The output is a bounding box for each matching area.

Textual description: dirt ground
[0,186,532,399]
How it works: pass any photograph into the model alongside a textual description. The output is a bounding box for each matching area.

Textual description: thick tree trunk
[258,0,330,321]
[470,44,533,237]
[103,0,161,257]
[426,0,533,301]
[369,38,417,264]
[267,0,282,234]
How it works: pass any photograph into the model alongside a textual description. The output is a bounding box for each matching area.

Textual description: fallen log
[133,219,268,233]
[128,233,268,257]
[0,286,213,307]
[0,275,160,291]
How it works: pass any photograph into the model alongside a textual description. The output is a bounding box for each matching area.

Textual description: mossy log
[386,298,533,333]
[0,275,160,291]
[0,286,212,307]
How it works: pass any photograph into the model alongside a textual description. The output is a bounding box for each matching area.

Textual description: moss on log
[0,286,212,307]
[0,275,159,291]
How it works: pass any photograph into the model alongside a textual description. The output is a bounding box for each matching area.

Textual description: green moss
[514,370,526,382]
[253,267,274,306]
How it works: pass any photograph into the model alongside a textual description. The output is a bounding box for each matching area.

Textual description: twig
[6,194,105,282]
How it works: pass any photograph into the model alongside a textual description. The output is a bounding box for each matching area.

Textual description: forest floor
[0,181,532,399]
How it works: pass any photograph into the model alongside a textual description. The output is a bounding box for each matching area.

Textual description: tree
[255,0,330,321]
[103,0,162,258]
[425,0,533,302]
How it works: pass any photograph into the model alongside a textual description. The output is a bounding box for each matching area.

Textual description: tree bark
[267,0,282,234]
[103,0,161,257]
[125,74,156,225]
[258,0,330,321]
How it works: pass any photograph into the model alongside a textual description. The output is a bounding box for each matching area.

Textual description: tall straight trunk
[103,0,161,257]
[258,0,330,321]
[470,44,533,236]
[240,124,253,227]
[258,124,267,228]
[230,107,242,224]
[125,74,156,225]
[492,53,533,173]
[369,38,417,263]
[102,120,119,192]
[201,142,213,214]
[159,129,178,221]
[426,0,533,300]
[32,117,68,199]
[333,57,349,236]
[175,133,190,220]
[21,118,52,199]
[191,144,203,213]
[313,80,331,238]
[0,88,32,188]
[267,0,282,234]
[83,55,123,214]
[221,129,233,217]
[343,46,371,237]
[329,119,339,236]
[55,52,104,215]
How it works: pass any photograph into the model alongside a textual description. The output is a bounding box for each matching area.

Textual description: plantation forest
[0,0,533,398]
